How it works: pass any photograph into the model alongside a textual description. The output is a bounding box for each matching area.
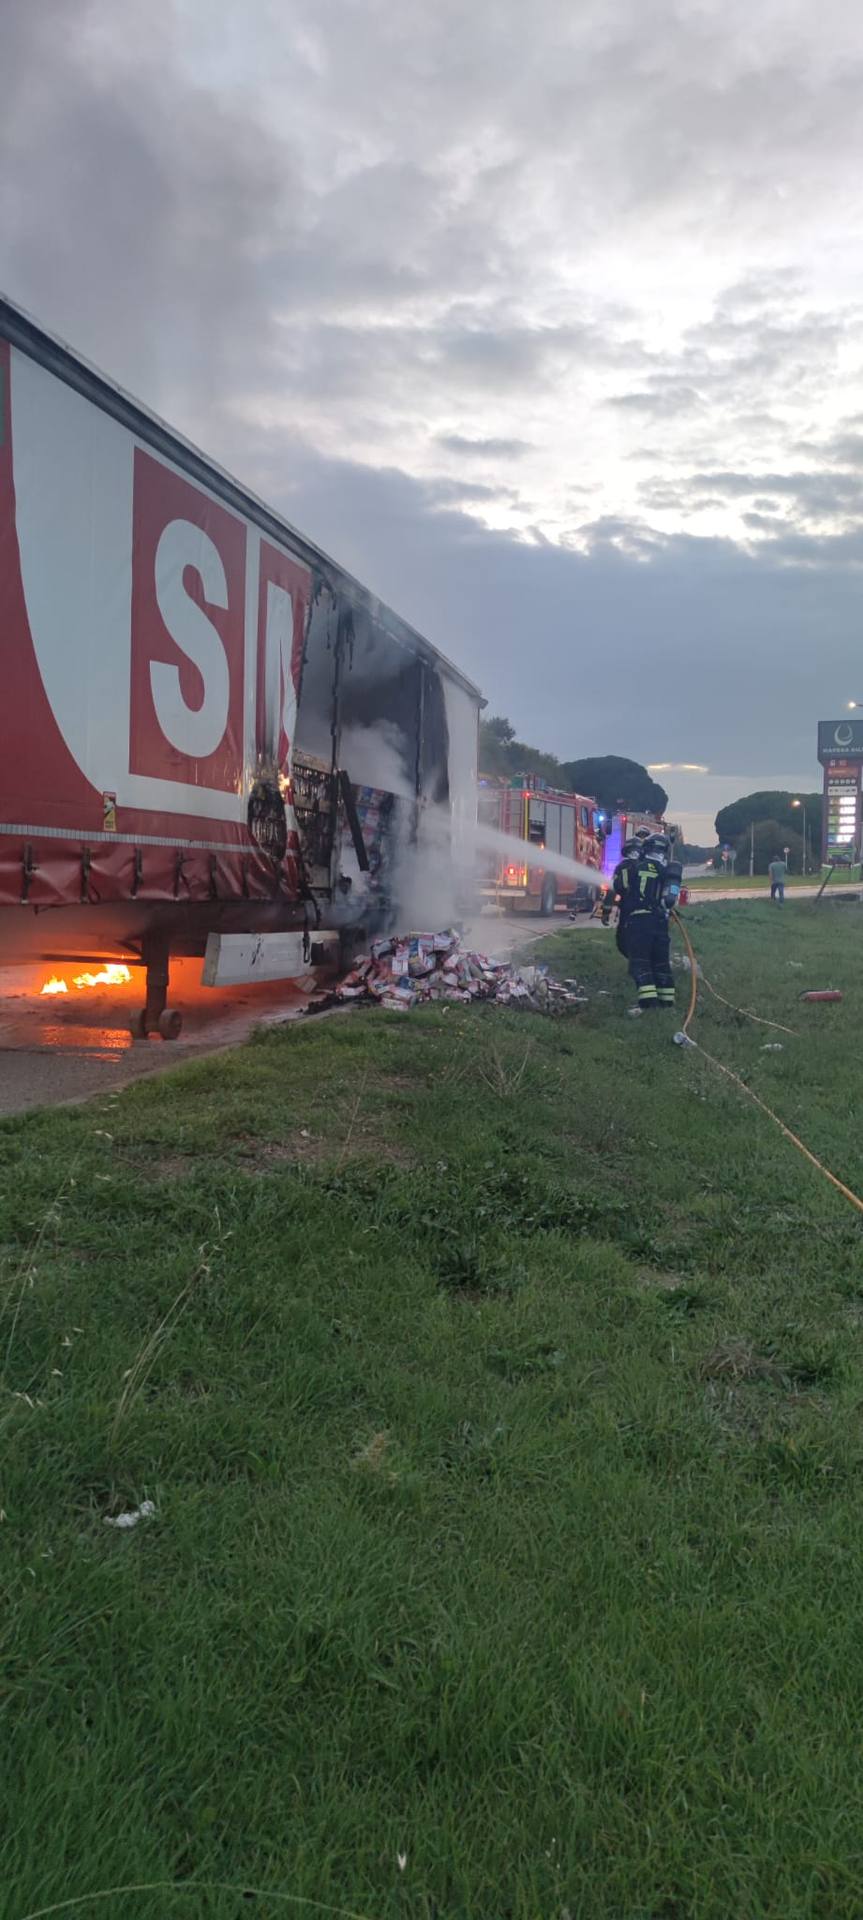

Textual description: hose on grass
[670,910,863,1221]
[672,912,795,1037]
[698,970,796,1036]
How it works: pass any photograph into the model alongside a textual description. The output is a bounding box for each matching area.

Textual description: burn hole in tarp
[296,592,449,799]
[293,583,339,771]
[335,604,450,810]
[294,589,451,888]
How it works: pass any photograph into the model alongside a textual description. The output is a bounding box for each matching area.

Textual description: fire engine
[478,775,606,913]
[600,811,668,878]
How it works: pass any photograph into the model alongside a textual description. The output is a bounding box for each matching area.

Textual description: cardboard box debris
[305,930,588,1018]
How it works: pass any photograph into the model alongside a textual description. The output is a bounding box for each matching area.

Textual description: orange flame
[72,964,132,990]
[40,963,132,997]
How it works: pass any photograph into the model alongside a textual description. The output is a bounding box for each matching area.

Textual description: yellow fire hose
[670,910,863,1221]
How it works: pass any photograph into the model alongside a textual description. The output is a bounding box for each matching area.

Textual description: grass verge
[3,901,863,1919]
[689,870,859,890]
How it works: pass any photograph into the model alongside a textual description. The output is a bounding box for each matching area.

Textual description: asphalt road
[0,910,599,1117]
[0,962,317,1118]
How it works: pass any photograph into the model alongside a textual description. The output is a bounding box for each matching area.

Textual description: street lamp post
[791,797,806,875]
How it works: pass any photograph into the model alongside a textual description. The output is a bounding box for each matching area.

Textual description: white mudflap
[202,930,339,987]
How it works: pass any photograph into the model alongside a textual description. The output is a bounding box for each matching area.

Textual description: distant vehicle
[477,775,605,913]
[600,810,670,879]
[0,296,482,1033]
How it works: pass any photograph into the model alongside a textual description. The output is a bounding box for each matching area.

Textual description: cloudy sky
[4,0,863,836]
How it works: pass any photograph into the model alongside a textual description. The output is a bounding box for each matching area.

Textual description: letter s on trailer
[0,296,482,1034]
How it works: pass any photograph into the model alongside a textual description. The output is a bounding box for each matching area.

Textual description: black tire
[158,1008,183,1041]
[540,876,557,915]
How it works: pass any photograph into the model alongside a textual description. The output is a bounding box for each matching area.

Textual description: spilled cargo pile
[306,929,588,1017]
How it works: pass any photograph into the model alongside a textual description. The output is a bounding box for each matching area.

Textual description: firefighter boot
[626,913,659,1010]
[652,919,676,1009]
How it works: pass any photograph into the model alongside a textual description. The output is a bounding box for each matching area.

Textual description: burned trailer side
[0,293,482,1030]
[290,576,479,934]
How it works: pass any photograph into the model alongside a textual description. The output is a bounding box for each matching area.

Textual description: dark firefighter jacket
[603,854,670,925]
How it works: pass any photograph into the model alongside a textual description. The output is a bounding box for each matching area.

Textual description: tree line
[479,716,668,817]
[480,716,824,874]
[714,790,822,874]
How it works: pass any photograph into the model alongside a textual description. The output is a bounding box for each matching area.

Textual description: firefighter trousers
[623,910,675,1009]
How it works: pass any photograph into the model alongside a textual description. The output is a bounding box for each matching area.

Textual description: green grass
[3,901,863,1919]
[690,869,859,889]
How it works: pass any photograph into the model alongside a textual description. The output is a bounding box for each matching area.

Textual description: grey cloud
[4,0,856,499]
[715,269,806,314]
[436,434,533,457]
[248,437,856,775]
[752,526,863,567]
[609,384,706,419]
[4,0,863,807]
[829,432,863,468]
[742,511,788,533]
[634,310,853,431]
[688,310,848,364]
[641,466,863,527]
[236,314,617,435]
[0,0,301,430]
[694,471,863,512]
[421,477,521,506]
[431,320,613,390]
[576,515,667,558]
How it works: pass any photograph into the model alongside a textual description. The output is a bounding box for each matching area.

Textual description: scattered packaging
[307,929,588,1018]
[104,1500,156,1531]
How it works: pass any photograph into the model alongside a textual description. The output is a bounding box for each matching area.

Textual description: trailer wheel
[158,1009,183,1041]
[129,1009,150,1041]
[540,876,557,915]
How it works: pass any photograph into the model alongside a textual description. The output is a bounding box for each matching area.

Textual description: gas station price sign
[826,769,860,854]
[817,723,863,862]
[818,764,857,856]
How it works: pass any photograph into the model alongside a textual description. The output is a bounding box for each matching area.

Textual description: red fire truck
[478,776,606,913]
[600,811,667,879]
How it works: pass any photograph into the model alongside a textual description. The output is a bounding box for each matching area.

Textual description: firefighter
[600,835,643,958]
[601,831,679,1012]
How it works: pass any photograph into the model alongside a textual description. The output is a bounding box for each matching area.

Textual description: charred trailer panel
[294,589,480,929]
[0,297,482,1026]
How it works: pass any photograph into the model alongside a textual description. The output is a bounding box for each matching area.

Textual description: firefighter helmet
[644,832,671,862]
